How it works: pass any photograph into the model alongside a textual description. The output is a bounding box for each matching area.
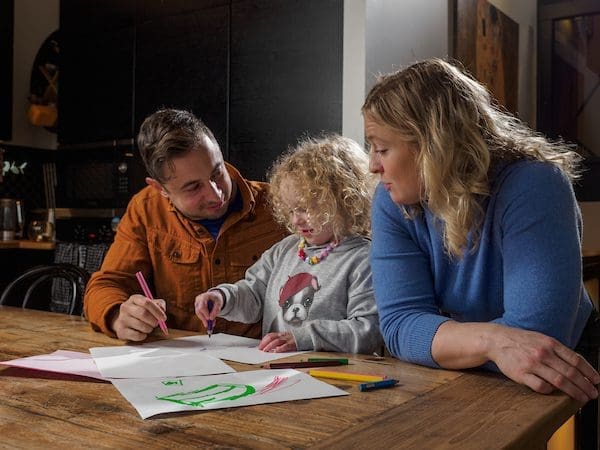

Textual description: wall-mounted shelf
[0,240,55,250]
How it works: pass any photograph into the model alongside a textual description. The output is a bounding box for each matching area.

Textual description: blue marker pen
[207,300,214,338]
[358,378,399,392]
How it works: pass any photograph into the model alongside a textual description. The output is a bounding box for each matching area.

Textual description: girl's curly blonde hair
[268,134,376,241]
[362,58,581,259]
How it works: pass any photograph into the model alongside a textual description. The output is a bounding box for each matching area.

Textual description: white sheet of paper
[165,334,309,364]
[111,368,348,419]
[90,333,308,379]
[0,350,106,380]
[89,343,235,379]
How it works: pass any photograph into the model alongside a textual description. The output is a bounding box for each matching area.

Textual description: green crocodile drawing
[156,383,256,407]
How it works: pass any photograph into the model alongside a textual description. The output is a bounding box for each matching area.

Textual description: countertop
[0,239,55,250]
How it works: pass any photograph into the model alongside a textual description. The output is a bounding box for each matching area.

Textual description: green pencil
[307,357,349,365]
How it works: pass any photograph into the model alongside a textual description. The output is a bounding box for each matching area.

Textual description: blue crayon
[358,378,399,392]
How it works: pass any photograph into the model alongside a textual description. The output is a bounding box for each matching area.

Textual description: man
[84,109,286,341]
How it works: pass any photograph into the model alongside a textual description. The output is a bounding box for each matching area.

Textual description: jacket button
[172,251,180,258]
[252,255,258,261]
[215,258,221,265]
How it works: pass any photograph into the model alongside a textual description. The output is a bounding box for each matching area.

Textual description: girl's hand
[194,291,224,329]
[259,332,298,352]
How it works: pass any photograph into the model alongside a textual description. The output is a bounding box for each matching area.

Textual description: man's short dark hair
[137,109,218,183]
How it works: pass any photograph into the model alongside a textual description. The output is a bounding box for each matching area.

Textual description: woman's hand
[194,290,224,329]
[259,332,298,353]
[488,325,600,404]
[433,321,600,404]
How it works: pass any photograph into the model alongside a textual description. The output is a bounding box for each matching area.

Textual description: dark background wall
[58,0,344,182]
[0,0,14,141]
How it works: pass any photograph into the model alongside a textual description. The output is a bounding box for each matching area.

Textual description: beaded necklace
[297,237,339,265]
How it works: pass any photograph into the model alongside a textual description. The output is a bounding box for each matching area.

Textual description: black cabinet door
[59,26,134,145]
[135,0,227,23]
[59,0,135,145]
[61,0,133,34]
[0,0,13,140]
[134,3,229,147]
[229,0,343,181]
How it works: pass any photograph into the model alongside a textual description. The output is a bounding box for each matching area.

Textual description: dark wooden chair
[0,263,90,315]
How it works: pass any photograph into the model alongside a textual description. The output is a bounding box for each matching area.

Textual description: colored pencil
[207,299,214,338]
[308,369,385,383]
[264,360,346,369]
[135,271,168,336]
[359,379,399,392]
[307,357,349,365]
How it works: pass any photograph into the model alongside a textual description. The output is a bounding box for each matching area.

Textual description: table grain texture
[0,306,579,449]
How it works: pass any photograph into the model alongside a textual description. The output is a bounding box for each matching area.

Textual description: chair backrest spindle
[0,263,91,315]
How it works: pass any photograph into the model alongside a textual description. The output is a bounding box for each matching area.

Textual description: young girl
[195,135,382,354]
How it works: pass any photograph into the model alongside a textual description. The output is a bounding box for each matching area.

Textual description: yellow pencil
[308,369,385,383]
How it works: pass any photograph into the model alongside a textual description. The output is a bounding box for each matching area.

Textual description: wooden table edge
[309,370,578,450]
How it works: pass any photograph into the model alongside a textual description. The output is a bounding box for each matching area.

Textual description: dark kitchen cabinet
[134,2,229,147]
[135,0,227,25]
[229,0,343,180]
[59,26,135,145]
[60,0,227,147]
[60,0,134,33]
[59,0,344,180]
[59,0,135,145]
[0,0,14,141]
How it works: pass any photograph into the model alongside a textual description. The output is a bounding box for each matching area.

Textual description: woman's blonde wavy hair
[268,134,376,241]
[362,58,581,259]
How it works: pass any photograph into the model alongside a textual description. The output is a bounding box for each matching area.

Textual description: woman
[363,58,599,403]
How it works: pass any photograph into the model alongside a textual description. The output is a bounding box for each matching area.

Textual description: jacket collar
[225,162,256,217]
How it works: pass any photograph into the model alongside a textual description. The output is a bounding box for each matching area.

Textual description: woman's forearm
[431,320,499,369]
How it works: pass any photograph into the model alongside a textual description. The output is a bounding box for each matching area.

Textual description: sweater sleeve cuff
[291,329,312,351]
[406,315,452,368]
[97,304,120,338]
[216,285,234,316]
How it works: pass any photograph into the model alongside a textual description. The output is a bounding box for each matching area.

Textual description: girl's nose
[291,211,302,224]
[291,209,308,226]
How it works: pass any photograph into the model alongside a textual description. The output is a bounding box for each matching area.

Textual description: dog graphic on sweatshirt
[276,272,320,327]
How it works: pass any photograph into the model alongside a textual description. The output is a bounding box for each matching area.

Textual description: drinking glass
[27,209,55,242]
[27,220,55,242]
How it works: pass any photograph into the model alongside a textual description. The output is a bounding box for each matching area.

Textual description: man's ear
[146,177,169,198]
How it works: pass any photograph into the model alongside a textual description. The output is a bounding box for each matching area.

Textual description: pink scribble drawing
[258,376,301,395]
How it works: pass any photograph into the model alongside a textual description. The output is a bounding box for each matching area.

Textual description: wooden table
[0,307,579,449]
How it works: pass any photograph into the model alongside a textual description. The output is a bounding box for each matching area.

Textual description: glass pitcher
[0,198,17,241]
